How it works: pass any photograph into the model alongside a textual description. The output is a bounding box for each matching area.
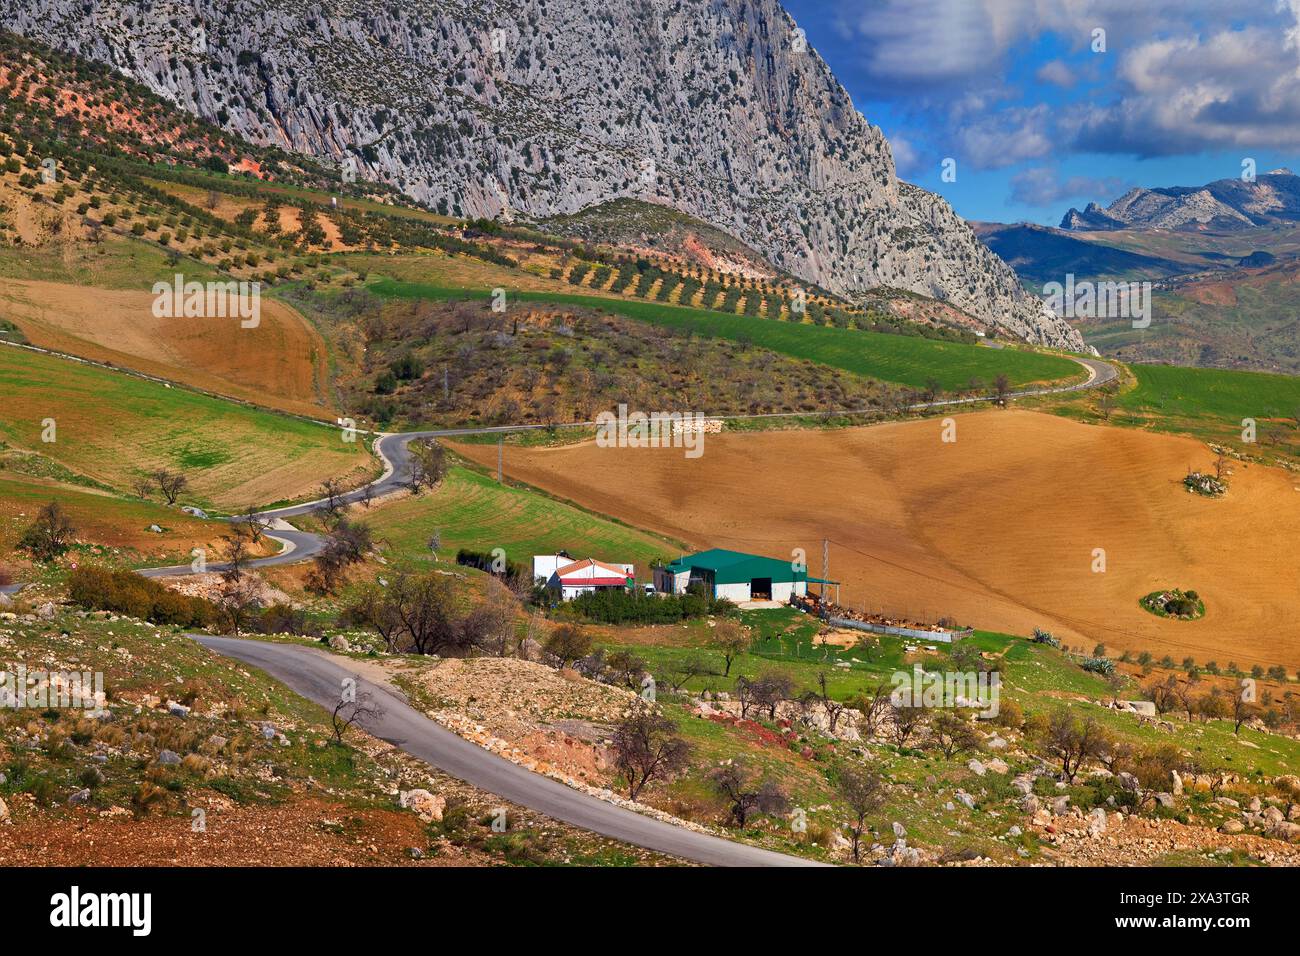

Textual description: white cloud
[1008,166,1127,206]
[952,105,1055,169]
[886,132,923,176]
[823,0,1295,162]
[1035,60,1076,88]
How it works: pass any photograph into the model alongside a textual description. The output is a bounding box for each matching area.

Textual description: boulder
[399,789,446,824]
[1266,821,1300,843]
[166,701,191,718]
[1171,770,1183,796]
[986,758,1009,774]
[1020,794,1040,815]
[1052,795,1071,815]
[1220,819,1245,834]
[1087,807,1107,838]
[1154,792,1175,808]
[0,795,8,823]
[328,636,351,652]
[68,788,92,806]
[36,603,56,620]
[891,821,907,839]
[156,750,181,766]
[986,735,1008,750]
[955,790,977,811]
[967,759,986,777]
[1117,772,1139,791]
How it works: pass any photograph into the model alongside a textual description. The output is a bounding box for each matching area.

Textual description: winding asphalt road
[191,634,822,867]
[5,351,1115,865]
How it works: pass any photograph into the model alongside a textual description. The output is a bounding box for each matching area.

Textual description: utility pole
[821,537,829,606]
[497,436,504,483]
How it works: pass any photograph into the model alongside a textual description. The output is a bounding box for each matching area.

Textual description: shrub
[561,587,734,625]
[67,566,214,627]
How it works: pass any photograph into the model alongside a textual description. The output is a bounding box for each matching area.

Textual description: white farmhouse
[534,554,634,601]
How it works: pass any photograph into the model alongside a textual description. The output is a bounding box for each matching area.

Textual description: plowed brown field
[0,278,331,417]
[453,411,1300,670]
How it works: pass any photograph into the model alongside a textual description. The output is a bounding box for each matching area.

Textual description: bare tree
[459,577,518,657]
[889,702,928,748]
[331,685,384,744]
[1038,709,1110,782]
[852,683,893,739]
[388,570,460,654]
[1232,689,1259,735]
[708,760,789,828]
[318,478,345,523]
[310,519,373,594]
[408,439,448,493]
[666,654,713,693]
[237,506,266,545]
[220,528,252,584]
[835,764,888,863]
[817,672,846,733]
[218,576,260,635]
[930,710,981,759]
[750,671,795,720]
[152,469,188,505]
[132,476,154,500]
[993,373,1011,407]
[1213,448,1230,482]
[611,704,691,800]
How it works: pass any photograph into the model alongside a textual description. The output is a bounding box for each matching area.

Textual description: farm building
[534,554,635,601]
[654,548,813,603]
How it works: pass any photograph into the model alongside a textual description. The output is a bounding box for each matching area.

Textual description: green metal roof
[664,548,806,585]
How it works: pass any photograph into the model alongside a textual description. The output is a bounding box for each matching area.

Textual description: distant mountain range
[1061,169,1300,232]
[972,222,1187,286]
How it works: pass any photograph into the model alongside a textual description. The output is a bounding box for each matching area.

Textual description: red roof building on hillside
[534,554,635,600]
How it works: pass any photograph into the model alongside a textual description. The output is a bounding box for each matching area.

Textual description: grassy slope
[1121,363,1300,422]
[0,474,233,576]
[366,277,1083,391]
[0,344,371,509]
[364,465,682,574]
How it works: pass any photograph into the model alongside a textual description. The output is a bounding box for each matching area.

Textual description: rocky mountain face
[0,0,1084,349]
[1062,170,1300,232]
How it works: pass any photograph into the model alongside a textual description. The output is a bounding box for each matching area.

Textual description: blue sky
[783,0,1300,225]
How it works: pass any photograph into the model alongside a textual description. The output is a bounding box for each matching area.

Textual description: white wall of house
[771,581,801,603]
[715,582,752,603]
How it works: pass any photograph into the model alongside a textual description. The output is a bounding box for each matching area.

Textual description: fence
[826,616,972,644]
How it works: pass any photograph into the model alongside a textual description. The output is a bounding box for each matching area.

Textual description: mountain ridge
[0,0,1085,350]
[1062,170,1300,232]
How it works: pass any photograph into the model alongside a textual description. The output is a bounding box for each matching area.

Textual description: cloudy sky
[783,0,1300,224]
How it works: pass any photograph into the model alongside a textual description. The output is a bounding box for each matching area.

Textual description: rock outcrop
[2,0,1086,349]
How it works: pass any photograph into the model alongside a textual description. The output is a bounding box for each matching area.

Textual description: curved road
[191,634,822,867]
[14,351,1113,865]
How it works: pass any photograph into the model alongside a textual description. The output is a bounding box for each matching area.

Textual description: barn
[654,548,811,603]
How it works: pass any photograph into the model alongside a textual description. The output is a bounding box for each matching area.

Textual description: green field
[1121,362,1300,423]
[0,345,371,509]
[601,607,1300,777]
[365,465,681,574]
[367,277,1084,391]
